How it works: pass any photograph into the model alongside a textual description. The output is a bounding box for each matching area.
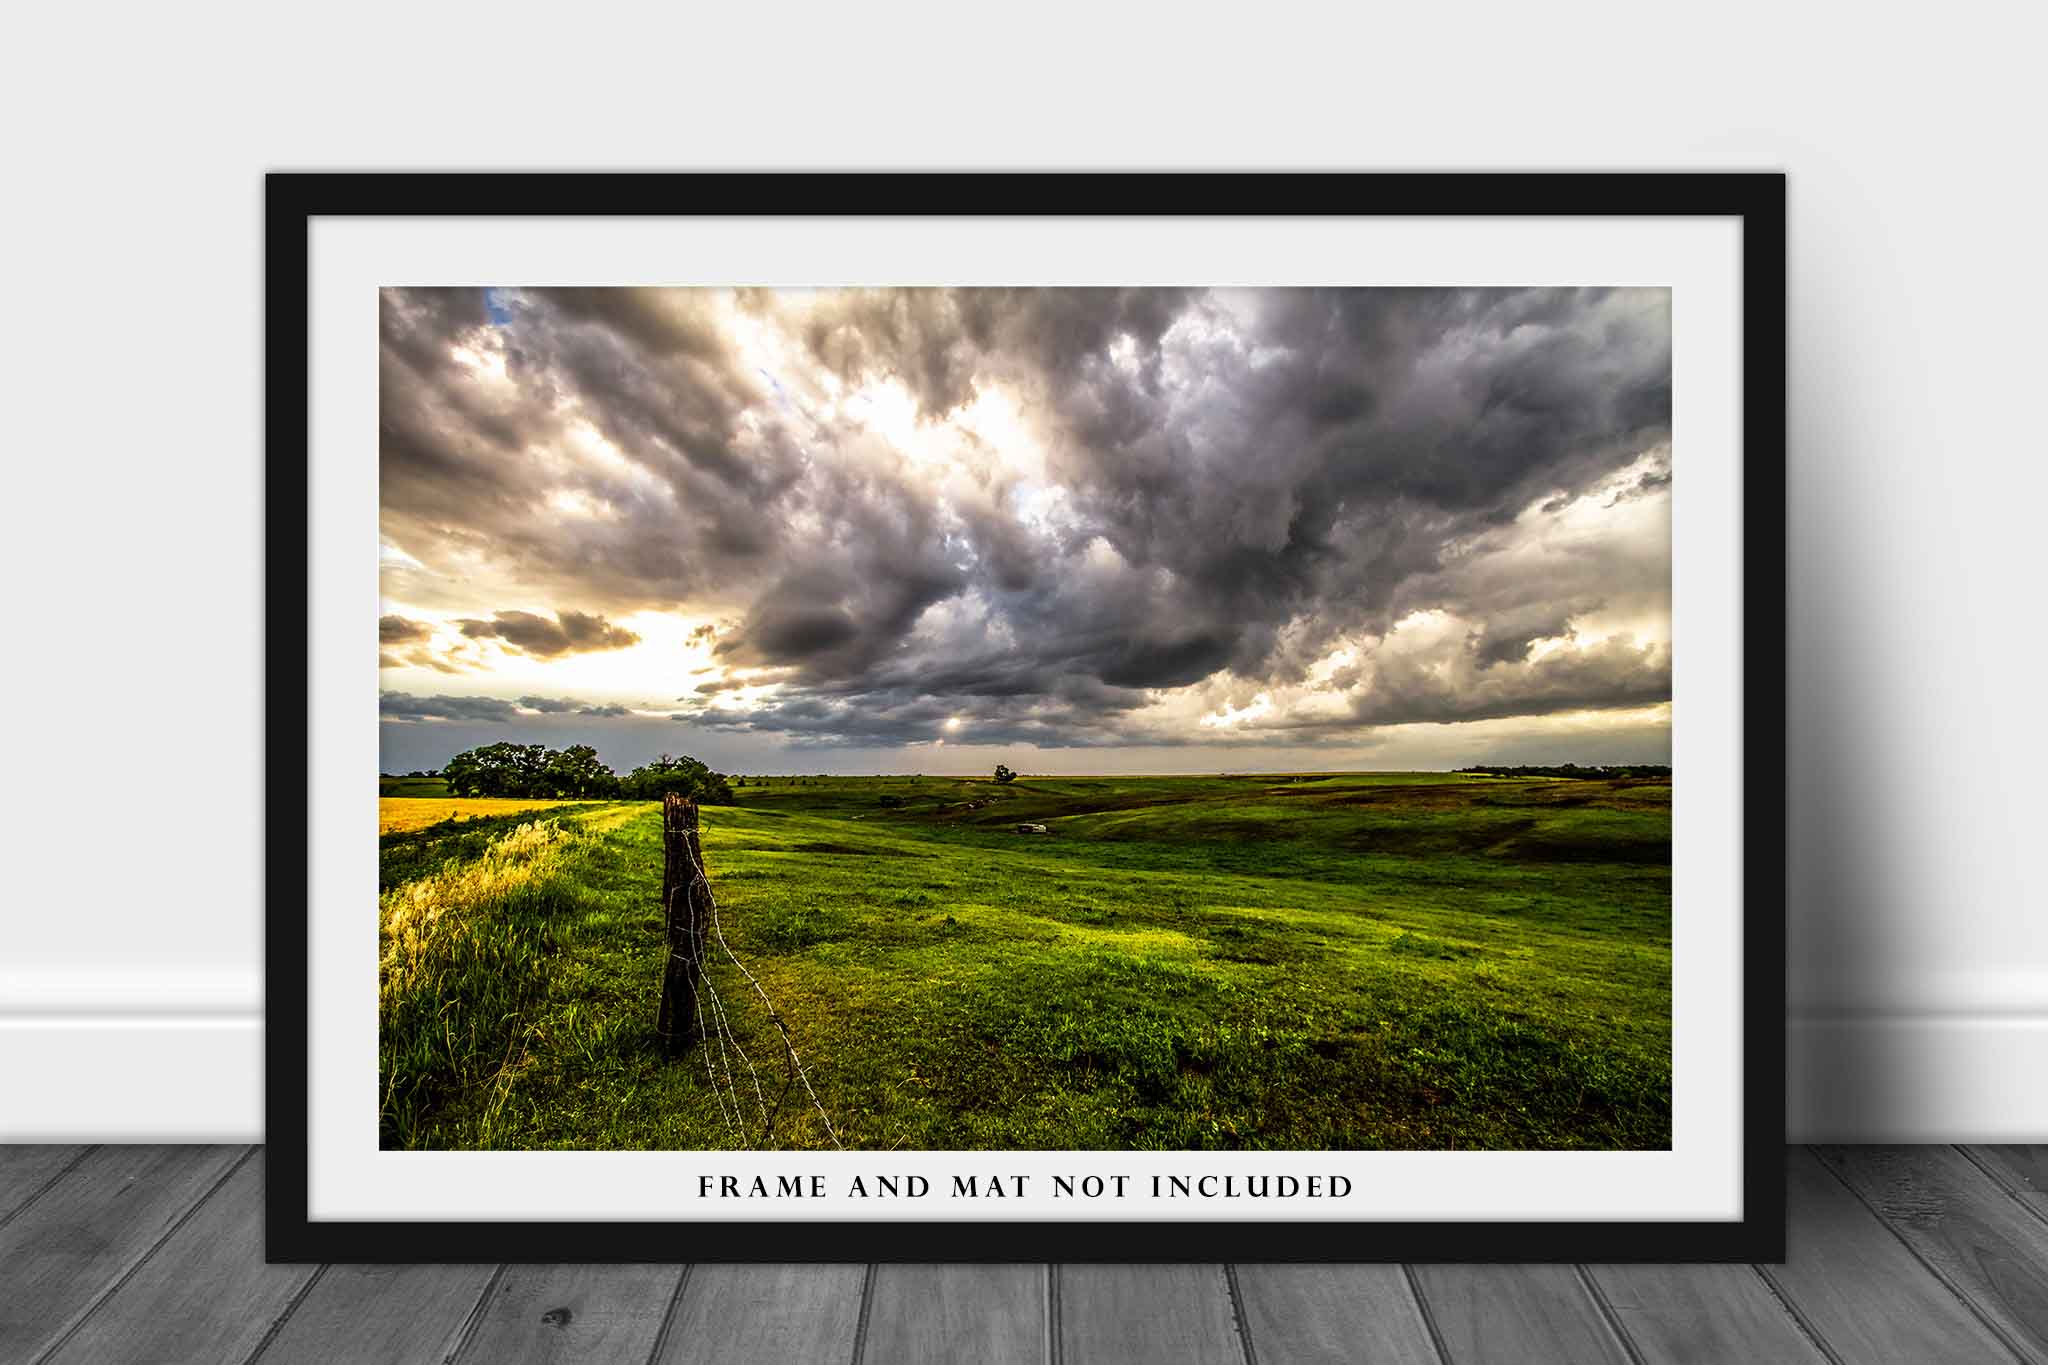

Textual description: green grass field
[378,772,1671,1152]
[380,774,453,798]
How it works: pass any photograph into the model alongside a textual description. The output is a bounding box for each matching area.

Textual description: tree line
[1456,763,1671,780]
[440,742,735,803]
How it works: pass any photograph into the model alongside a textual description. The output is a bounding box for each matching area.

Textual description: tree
[543,744,622,798]
[993,764,1017,784]
[621,753,735,804]
[443,741,551,796]
[442,741,620,797]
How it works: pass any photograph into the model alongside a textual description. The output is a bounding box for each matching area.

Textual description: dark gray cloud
[381,693,523,723]
[454,610,640,658]
[1344,637,1671,731]
[661,635,1668,751]
[381,287,1670,752]
[385,693,638,723]
[1470,604,1586,669]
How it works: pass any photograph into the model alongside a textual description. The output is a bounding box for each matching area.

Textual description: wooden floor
[2,1148,2046,1362]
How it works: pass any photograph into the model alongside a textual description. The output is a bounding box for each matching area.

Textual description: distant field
[378,796,581,834]
[377,772,1671,1152]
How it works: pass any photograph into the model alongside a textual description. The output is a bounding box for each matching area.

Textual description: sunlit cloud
[378,286,1672,773]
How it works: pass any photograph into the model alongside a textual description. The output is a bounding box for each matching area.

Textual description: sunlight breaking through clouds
[378,287,1672,773]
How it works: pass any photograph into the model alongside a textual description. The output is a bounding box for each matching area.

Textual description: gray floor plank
[253,1263,499,1364]
[1820,1144,2048,1362]
[653,1264,867,1365]
[1760,1147,2019,1364]
[43,1154,316,1365]
[1585,1262,1825,1364]
[1407,1265,1630,1365]
[862,1264,1046,1365]
[0,1143,244,1361]
[0,1144,90,1222]
[1058,1264,1242,1365]
[1231,1264,1440,1365]
[1974,1147,2048,1220]
[460,1260,684,1365]
[454,1263,684,1365]
[9,1145,2047,1365]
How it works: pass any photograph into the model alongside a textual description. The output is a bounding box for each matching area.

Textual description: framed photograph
[270,173,1785,1261]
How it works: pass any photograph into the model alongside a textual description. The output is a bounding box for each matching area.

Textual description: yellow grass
[378,797,578,834]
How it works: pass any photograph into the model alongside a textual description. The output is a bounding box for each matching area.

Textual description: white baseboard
[1787,1014,2048,1141]
[0,964,260,1140]
[4,994,2046,1142]
[0,964,264,1141]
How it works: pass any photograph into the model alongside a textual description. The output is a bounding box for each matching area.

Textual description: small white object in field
[1014,823,1049,835]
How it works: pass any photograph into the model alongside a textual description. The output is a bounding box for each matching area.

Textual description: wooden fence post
[656,793,706,1058]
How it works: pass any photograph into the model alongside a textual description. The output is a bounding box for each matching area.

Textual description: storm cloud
[380,693,524,723]
[454,610,641,658]
[379,287,1672,758]
[383,693,640,723]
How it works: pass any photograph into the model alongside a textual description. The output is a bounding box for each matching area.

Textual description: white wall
[2,2,2040,1142]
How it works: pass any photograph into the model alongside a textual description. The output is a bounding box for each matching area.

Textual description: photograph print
[376,284,1675,1157]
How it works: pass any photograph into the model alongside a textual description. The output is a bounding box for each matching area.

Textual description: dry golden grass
[380,819,578,1144]
[378,797,578,834]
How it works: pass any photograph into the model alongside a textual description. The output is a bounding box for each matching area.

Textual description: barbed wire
[682,830,844,1150]
[699,970,772,1136]
[690,971,739,1138]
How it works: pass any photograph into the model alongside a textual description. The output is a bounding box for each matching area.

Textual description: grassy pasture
[377,772,1671,1152]
[380,774,452,798]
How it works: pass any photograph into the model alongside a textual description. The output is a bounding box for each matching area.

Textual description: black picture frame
[267,171,1786,1263]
